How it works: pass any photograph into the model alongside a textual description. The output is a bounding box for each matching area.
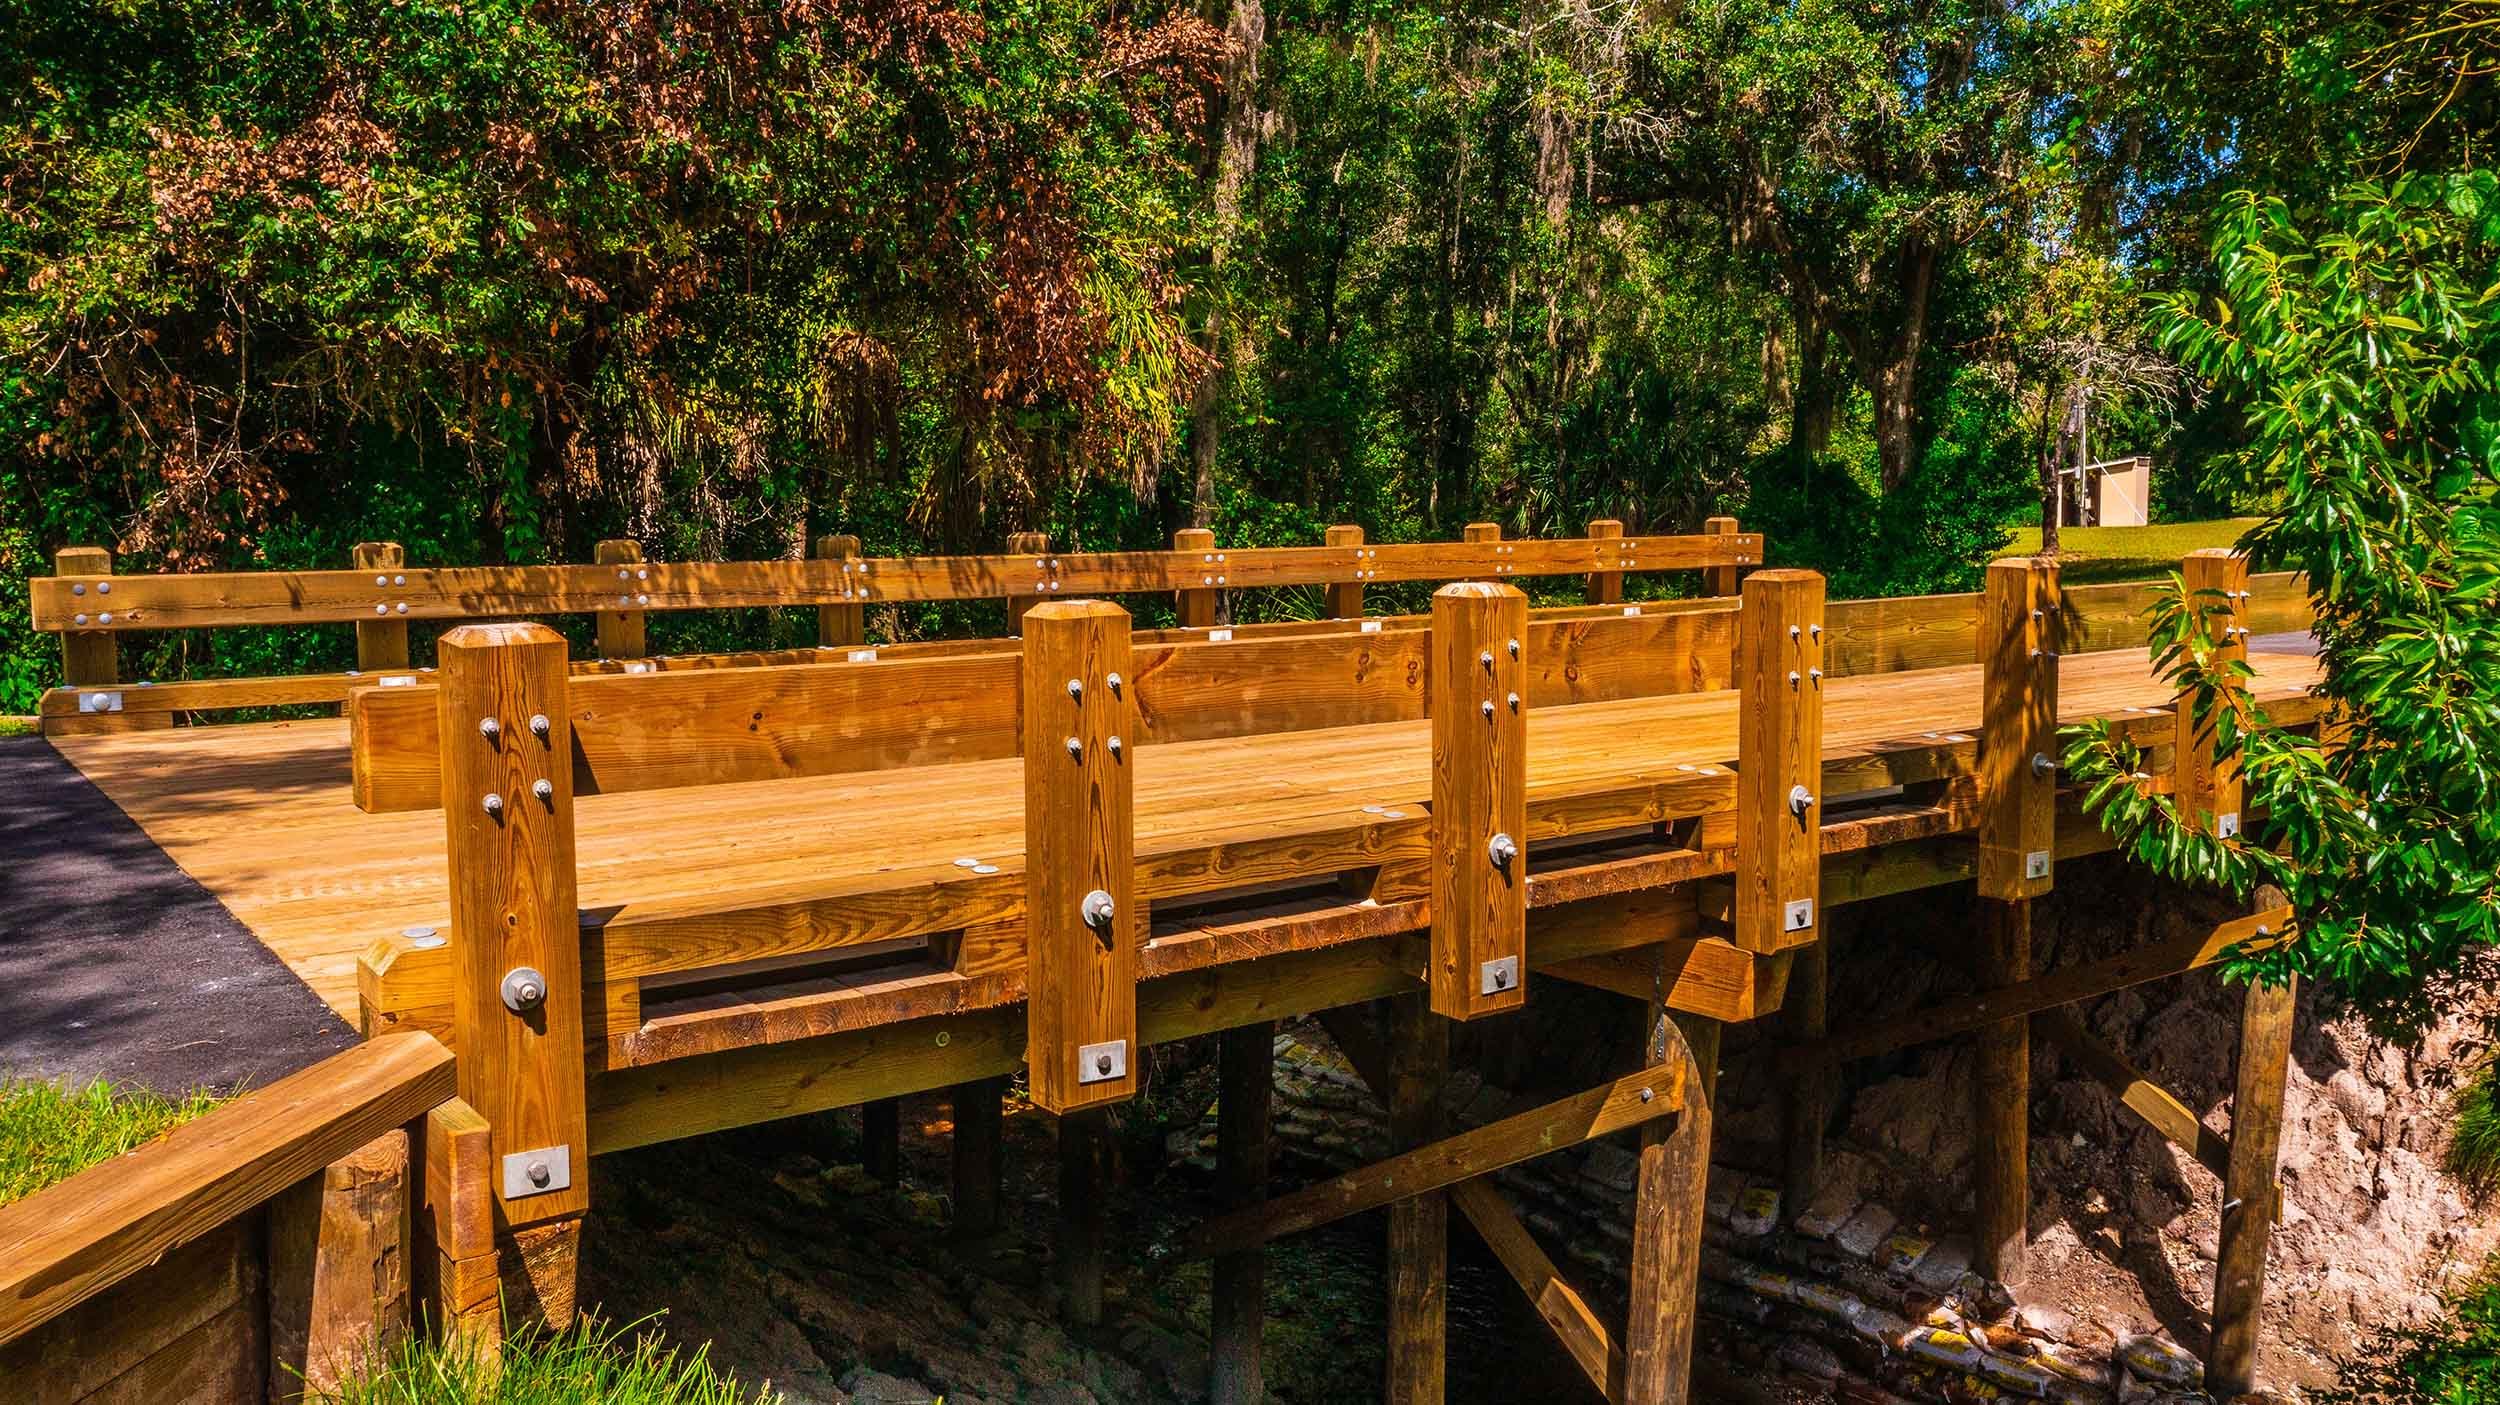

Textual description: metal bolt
[1787,670,1801,688]
[395,602,408,615]
[374,604,388,616]
[2031,753,2056,779]
[95,581,109,595]
[1067,677,1084,701]
[1507,638,1520,659]
[71,583,84,596]
[1809,624,1823,642]
[376,574,389,586]
[1065,737,1083,761]
[482,793,505,818]
[1096,1053,1115,1076]
[500,966,546,1012]
[1081,889,1117,932]
[1107,736,1123,760]
[1106,672,1123,695]
[532,778,554,803]
[479,717,502,742]
[1789,625,1801,641]
[1639,1086,1654,1103]
[527,1160,552,1188]
[1788,784,1814,817]
[1807,668,1823,684]
[72,613,86,626]
[1486,832,1518,870]
[1481,700,1495,721]
[98,613,111,625]
[1507,691,1521,711]
[1479,649,1495,672]
[529,713,551,739]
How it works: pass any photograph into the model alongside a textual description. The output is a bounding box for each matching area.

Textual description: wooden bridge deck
[48,632,2324,1026]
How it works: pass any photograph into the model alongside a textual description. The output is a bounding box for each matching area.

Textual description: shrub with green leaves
[2064,172,2500,1033]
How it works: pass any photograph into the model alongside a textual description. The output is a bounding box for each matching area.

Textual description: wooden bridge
[4,522,2318,1402]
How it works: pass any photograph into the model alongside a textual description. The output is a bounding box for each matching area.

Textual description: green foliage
[0,1078,222,1207]
[2449,1057,2500,1202]
[2324,1273,2500,1404]
[319,1316,780,1405]
[2064,174,2500,1032]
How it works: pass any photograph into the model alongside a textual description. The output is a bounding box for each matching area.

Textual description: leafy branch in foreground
[2063,174,2500,1035]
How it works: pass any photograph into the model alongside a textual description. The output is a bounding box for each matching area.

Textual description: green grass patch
[1998,519,2260,584]
[0,715,35,738]
[2449,1057,2500,1201]
[0,1077,222,1207]
[320,1316,781,1405]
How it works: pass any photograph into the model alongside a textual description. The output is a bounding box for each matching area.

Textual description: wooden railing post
[1704,516,1743,597]
[1974,557,2060,1284]
[1006,531,1052,636]
[815,533,866,648]
[2176,548,2250,837]
[1733,570,1825,953]
[1325,524,1367,619]
[352,542,411,672]
[54,546,118,689]
[1175,526,1221,628]
[436,622,589,1329]
[594,540,647,661]
[1428,582,1529,1019]
[1585,518,1625,604]
[1021,600,1138,1113]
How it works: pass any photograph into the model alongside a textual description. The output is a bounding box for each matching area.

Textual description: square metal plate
[2216,811,2241,839]
[1479,956,1521,996]
[1077,1039,1128,1085]
[1783,898,1815,933]
[2024,850,2052,880]
[502,1144,572,1200]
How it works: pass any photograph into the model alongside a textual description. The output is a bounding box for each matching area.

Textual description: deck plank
[49,639,2323,1020]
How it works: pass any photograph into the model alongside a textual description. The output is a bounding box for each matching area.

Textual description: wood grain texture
[1974,897,2032,1284]
[814,534,865,648]
[1978,558,2059,898]
[1585,518,1625,604]
[1005,531,1051,636]
[1386,992,1447,1405]
[1779,937,1830,1216]
[1175,527,1221,628]
[2177,549,2251,835]
[55,547,118,687]
[0,1220,262,1405]
[1733,570,1825,952]
[353,543,412,672]
[1624,977,1711,1405]
[415,1098,493,1263]
[594,540,647,660]
[1056,1109,1111,1326]
[1184,1054,1686,1260]
[2210,971,2297,1393]
[1704,516,1744,597]
[436,623,590,1226]
[1210,1021,1273,1404]
[1428,582,1529,1018]
[1325,524,1366,619]
[1022,601,1139,1113]
[266,1130,410,1400]
[0,1033,452,1349]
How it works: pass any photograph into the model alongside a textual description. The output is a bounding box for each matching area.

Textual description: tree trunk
[1790,310,1839,456]
[1868,238,1938,491]
[1188,0,1268,528]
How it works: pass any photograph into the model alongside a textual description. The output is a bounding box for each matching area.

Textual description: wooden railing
[0,1033,457,1401]
[30,518,1760,734]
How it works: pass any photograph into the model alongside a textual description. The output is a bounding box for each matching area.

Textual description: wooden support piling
[950,1076,1006,1239]
[1586,518,1625,604]
[2210,969,2297,1393]
[55,547,117,689]
[1006,531,1051,636]
[436,622,590,1327]
[267,1130,410,1400]
[352,543,412,672]
[1325,524,1366,619]
[1056,1109,1110,1328]
[1385,993,1447,1405]
[814,534,865,649]
[1175,527,1221,628]
[1974,557,2057,1283]
[1625,958,1712,1405]
[1733,570,1825,953]
[594,540,647,661]
[1210,1021,1273,1403]
[2176,549,2251,837]
[1021,600,1139,1114]
[1779,937,1830,1216]
[1428,582,1529,1020]
[1704,516,1742,597]
[861,1098,900,1186]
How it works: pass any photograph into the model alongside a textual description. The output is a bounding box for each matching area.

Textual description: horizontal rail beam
[32,534,1763,632]
[0,1032,454,1348]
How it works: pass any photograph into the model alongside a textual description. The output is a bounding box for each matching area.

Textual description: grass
[1998,518,2260,584]
[2449,1057,2500,1201]
[0,1076,222,1207]
[318,1317,783,1405]
[0,715,34,738]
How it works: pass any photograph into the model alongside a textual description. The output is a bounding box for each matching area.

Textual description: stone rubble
[1204,1026,2248,1405]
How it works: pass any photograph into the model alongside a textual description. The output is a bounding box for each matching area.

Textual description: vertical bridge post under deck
[1974,556,2061,1284]
[434,622,590,1334]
